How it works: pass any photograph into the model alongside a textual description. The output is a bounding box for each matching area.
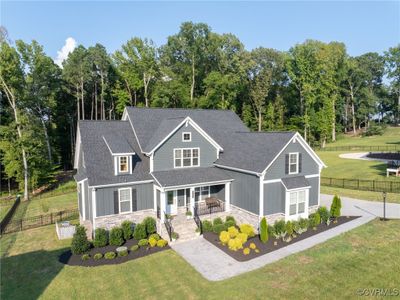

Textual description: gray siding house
[74,107,325,236]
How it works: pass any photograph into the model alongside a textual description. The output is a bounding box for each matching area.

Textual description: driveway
[172,195,400,281]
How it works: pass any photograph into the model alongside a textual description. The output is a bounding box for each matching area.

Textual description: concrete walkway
[172,195,400,281]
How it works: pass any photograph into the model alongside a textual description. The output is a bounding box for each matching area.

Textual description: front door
[166,191,177,215]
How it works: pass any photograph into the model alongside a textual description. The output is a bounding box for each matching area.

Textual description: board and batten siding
[210,184,225,201]
[78,183,83,218]
[83,180,91,221]
[264,140,319,180]
[153,123,218,171]
[263,181,285,215]
[220,169,259,215]
[308,176,319,206]
[95,182,153,217]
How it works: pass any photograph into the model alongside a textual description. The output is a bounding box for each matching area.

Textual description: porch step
[160,215,199,243]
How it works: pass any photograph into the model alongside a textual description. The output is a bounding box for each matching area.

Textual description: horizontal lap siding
[264,182,285,215]
[95,183,153,217]
[220,169,259,215]
[153,123,217,171]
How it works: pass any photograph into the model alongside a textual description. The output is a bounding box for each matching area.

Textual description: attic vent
[293,138,297,143]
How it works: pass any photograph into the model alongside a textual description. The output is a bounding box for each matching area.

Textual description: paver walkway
[172,195,400,281]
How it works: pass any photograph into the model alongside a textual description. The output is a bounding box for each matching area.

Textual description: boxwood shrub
[93,228,108,248]
[130,245,139,252]
[157,239,168,247]
[202,220,213,233]
[104,251,116,260]
[149,233,160,241]
[213,223,227,234]
[225,215,236,225]
[212,217,223,227]
[118,249,128,257]
[133,223,147,240]
[93,253,103,260]
[138,239,148,247]
[121,220,133,240]
[109,227,124,246]
[224,220,235,228]
[81,253,90,261]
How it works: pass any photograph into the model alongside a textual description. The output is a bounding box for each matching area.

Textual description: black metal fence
[194,200,225,216]
[317,145,400,152]
[1,208,79,235]
[0,196,21,234]
[163,212,173,242]
[321,177,400,193]
[193,207,202,234]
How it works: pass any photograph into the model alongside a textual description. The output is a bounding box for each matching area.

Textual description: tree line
[0,23,399,199]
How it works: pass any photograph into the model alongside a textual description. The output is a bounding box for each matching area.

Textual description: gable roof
[77,120,152,186]
[103,133,135,155]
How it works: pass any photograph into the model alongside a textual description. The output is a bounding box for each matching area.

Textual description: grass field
[321,186,399,203]
[1,219,399,299]
[0,204,13,221]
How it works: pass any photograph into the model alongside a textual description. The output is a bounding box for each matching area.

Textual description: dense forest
[0,22,399,199]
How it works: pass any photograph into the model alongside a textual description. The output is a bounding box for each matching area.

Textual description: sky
[1,1,399,66]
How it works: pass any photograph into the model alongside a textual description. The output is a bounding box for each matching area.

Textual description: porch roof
[151,167,233,188]
[281,176,310,190]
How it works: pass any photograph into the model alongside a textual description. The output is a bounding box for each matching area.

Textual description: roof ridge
[127,106,233,112]
[234,131,296,134]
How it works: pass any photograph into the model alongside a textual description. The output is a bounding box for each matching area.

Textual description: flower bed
[203,216,359,261]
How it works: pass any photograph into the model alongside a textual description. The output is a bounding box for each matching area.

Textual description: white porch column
[190,187,195,215]
[160,190,166,222]
[225,182,231,212]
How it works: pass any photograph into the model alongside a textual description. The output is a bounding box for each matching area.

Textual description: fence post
[50,213,53,224]
[20,219,22,231]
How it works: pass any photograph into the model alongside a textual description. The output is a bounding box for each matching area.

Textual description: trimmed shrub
[149,233,160,241]
[71,225,91,255]
[318,206,331,224]
[133,223,147,240]
[243,247,250,255]
[93,253,103,260]
[260,217,268,243]
[219,231,230,245]
[130,245,139,252]
[213,217,223,227]
[237,232,248,244]
[121,220,133,240]
[138,239,148,247]
[239,224,255,237]
[225,215,236,225]
[157,239,168,247]
[93,228,108,248]
[249,242,256,250]
[309,212,321,229]
[118,249,128,257]
[149,237,157,247]
[109,227,124,246]
[104,251,116,260]
[224,220,236,228]
[202,220,213,233]
[227,226,239,238]
[228,237,244,251]
[81,254,90,261]
[213,223,227,235]
[143,217,157,235]
[330,195,342,218]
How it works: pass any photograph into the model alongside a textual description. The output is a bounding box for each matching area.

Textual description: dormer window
[119,156,129,173]
[182,132,191,142]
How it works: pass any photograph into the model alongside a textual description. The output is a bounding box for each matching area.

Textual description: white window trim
[118,187,132,214]
[182,132,192,142]
[194,185,210,201]
[118,156,129,173]
[285,188,309,221]
[173,147,200,168]
[288,152,299,175]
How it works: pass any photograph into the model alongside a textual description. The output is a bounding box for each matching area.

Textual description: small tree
[330,195,342,218]
[71,225,90,254]
[121,220,133,240]
[260,217,268,243]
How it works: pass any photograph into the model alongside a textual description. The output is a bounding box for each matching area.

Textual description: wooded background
[1,23,399,199]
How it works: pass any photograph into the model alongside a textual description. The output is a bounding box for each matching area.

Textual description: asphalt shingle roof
[78,120,152,186]
[281,176,310,190]
[103,133,135,154]
[151,167,233,188]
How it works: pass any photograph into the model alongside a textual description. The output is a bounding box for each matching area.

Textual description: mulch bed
[203,216,360,262]
[59,239,170,267]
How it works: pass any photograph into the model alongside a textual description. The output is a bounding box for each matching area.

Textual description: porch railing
[164,212,173,242]
[194,199,225,216]
[193,206,202,235]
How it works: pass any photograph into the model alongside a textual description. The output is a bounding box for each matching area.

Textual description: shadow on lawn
[370,162,394,177]
[1,248,67,299]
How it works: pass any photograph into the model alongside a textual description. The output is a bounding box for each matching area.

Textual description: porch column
[160,190,166,222]
[190,187,195,215]
[225,182,231,212]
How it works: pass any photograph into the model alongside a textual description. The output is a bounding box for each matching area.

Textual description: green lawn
[0,204,12,221]
[321,186,400,204]
[1,219,399,299]
[328,126,400,147]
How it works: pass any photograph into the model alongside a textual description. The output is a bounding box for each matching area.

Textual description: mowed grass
[328,126,400,147]
[1,219,399,299]
[0,204,12,221]
[321,186,400,204]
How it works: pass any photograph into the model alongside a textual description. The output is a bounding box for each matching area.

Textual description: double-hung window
[289,190,306,216]
[174,148,200,168]
[119,188,131,213]
[289,153,299,174]
[119,156,129,173]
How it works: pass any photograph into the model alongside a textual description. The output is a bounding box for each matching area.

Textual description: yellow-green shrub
[149,237,157,247]
[228,237,244,251]
[239,224,255,237]
[157,239,168,247]
[228,226,239,238]
[243,247,250,255]
[237,232,248,244]
[219,231,230,245]
[249,242,256,250]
